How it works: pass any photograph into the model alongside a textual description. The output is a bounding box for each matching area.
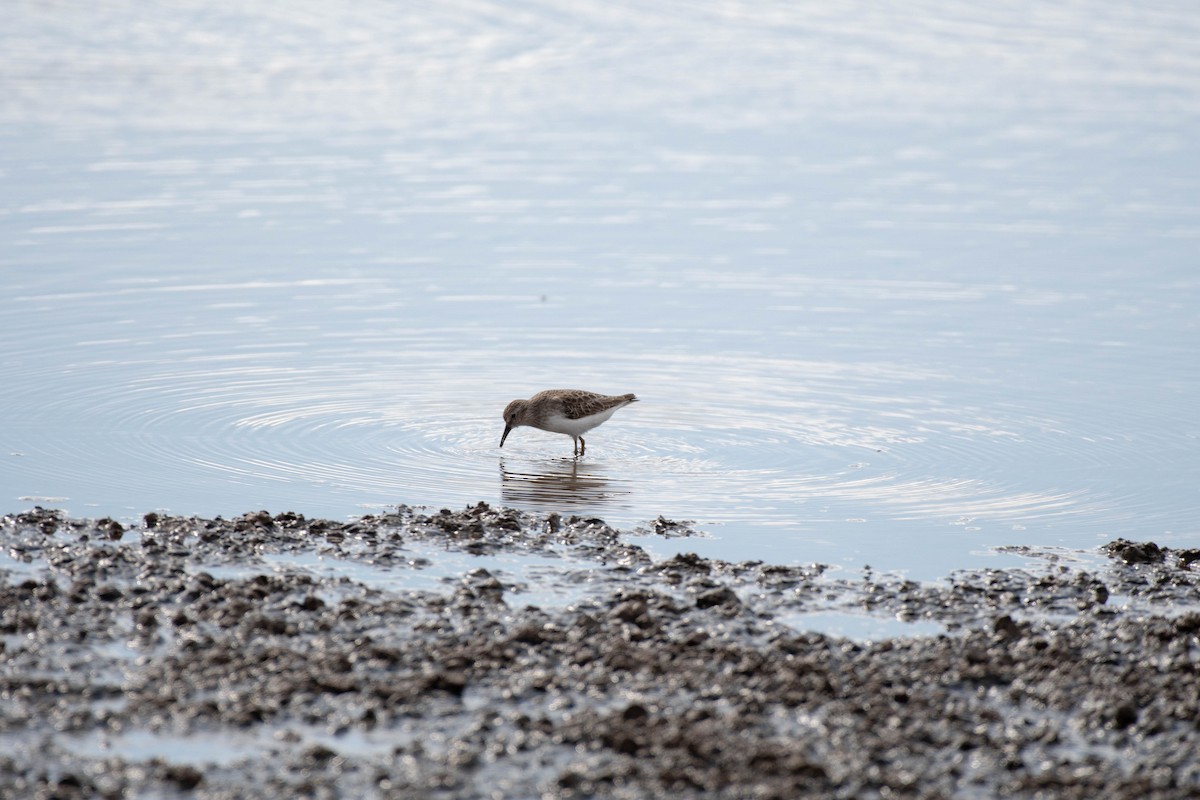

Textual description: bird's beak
[499,424,512,448]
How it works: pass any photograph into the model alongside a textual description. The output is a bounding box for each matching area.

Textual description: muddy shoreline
[2,505,1199,798]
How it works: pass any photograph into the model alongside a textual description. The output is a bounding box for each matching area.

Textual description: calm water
[2,2,1198,578]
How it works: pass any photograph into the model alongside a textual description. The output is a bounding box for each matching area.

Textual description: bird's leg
[579,436,586,456]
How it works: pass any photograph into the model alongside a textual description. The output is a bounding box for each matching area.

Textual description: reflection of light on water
[499,457,630,511]
[3,0,1197,573]
[778,610,946,643]
[2,321,1175,556]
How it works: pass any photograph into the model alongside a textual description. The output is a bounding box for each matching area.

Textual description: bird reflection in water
[499,457,630,511]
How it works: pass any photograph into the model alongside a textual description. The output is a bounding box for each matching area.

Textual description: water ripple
[2,270,1185,560]
[55,345,1129,535]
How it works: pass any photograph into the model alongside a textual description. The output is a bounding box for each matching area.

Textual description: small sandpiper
[499,389,638,456]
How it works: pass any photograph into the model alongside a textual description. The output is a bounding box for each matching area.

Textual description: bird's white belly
[541,407,618,437]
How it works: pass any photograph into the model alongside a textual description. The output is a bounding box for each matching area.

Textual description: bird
[499,389,638,456]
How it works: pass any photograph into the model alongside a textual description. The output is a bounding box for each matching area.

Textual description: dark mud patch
[2,505,1199,798]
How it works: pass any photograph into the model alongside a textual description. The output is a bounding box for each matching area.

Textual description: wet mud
[2,505,1199,799]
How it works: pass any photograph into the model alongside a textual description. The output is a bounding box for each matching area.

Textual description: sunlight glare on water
[1,1,1198,577]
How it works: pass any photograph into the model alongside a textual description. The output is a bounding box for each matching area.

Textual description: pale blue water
[2,2,1198,579]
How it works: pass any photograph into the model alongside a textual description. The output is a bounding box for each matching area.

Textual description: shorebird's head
[499,398,527,447]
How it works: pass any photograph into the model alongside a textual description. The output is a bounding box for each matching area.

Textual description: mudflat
[2,505,1198,799]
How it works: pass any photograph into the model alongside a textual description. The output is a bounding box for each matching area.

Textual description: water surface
[2,2,1197,578]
